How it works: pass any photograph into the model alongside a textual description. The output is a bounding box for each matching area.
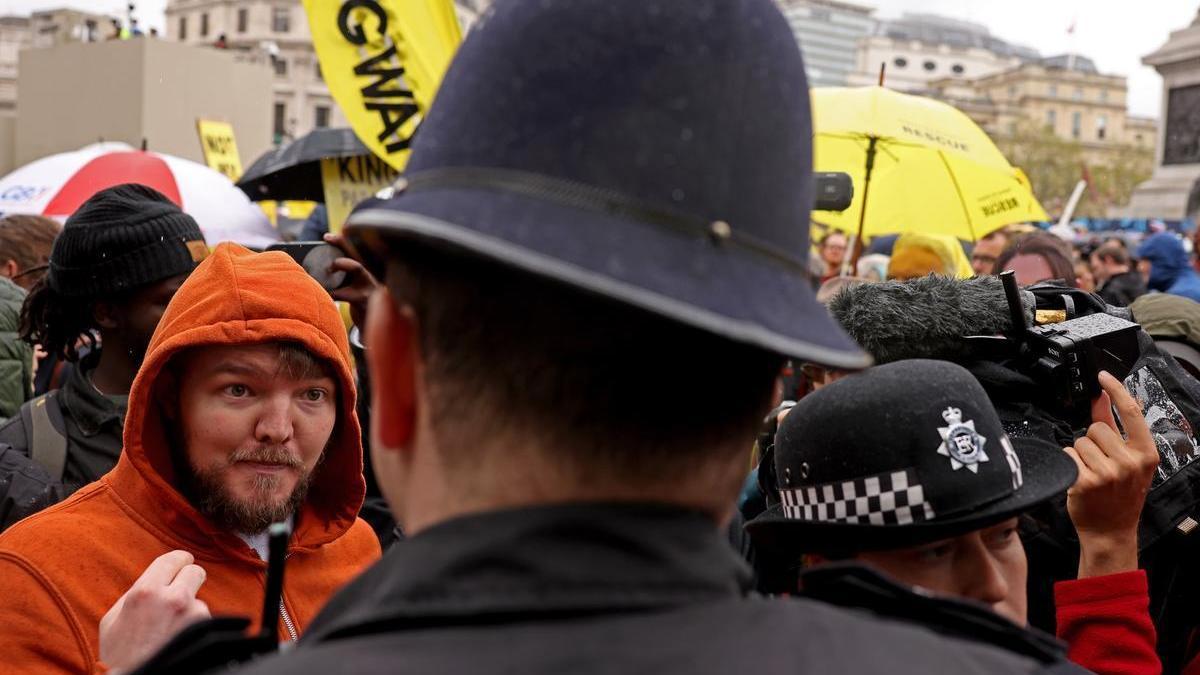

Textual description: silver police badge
[936,407,989,473]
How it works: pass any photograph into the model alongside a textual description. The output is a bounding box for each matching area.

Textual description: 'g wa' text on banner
[303,0,462,172]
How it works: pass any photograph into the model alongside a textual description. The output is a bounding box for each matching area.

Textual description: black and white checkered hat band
[778,469,935,526]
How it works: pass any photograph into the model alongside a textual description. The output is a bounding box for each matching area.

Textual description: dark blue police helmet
[347,0,869,368]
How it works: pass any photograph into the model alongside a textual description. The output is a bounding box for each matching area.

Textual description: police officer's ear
[364,287,420,451]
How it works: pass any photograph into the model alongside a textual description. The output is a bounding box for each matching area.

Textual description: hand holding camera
[266,234,381,331]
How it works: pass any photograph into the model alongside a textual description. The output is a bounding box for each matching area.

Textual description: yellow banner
[195,119,243,181]
[303,0,462,172]
[321,155,399,233]
[258,200,319,227]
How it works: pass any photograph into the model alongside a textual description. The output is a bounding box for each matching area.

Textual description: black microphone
[827,275,1033,365]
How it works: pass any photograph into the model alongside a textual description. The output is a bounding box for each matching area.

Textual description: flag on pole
[1065,16,1078,70]
[303,0,463,171]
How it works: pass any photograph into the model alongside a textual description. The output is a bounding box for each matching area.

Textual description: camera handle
[1001,271,1028,337]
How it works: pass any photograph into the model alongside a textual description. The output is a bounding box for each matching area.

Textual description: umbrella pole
[844,135,878,277]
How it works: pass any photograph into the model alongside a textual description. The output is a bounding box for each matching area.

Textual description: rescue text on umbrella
[899,124,970,154]
[982,196,1020,218]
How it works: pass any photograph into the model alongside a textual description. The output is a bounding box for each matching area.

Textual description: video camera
[998,271,1141,426]
[813,172,854,212]
[818,272,1200,670]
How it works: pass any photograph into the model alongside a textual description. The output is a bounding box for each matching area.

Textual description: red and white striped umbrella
[0,143,280,249]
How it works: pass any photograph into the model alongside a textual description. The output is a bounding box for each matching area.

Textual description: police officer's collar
[302,502,751,643]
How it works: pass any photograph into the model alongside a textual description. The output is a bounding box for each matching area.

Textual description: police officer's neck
[396,438,743,536]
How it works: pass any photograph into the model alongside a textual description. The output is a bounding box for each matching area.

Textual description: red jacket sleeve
[1055,570,1160,675]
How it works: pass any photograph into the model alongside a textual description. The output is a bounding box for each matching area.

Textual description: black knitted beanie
[47,183,208,298]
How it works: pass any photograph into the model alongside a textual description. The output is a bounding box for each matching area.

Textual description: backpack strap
[26,391,67,481]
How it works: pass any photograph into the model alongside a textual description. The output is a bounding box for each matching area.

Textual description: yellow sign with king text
[195,119,243,181]
[303,0,462,172]
[321,155,399,233]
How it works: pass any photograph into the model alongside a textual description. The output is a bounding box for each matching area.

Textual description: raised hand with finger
[1063,371,1160,579]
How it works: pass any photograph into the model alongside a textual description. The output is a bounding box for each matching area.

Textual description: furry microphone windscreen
[827,275,1034,364]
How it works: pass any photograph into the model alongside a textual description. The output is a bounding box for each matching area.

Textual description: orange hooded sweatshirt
[0,243,380,673]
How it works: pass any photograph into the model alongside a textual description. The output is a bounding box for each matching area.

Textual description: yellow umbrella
[812,86,1047,242]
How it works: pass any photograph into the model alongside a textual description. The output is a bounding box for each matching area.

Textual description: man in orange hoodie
[0,242,381,673]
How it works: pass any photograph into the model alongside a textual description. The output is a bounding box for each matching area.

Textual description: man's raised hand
[99,550,210,673]
[1063,371,1160,579]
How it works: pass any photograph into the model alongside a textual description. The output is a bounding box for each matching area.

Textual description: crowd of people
[815,221,1200,311]
[814,220,1200,388]
[2,0,1200,673]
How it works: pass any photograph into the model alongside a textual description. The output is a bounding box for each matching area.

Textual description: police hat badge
[937,407,989,473]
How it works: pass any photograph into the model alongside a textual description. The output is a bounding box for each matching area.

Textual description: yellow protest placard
[321,155,398,233]
[196,119,244,181]
[303,0,462,172]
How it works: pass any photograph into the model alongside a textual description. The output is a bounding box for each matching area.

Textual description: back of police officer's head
[352,0,839,534]
[364,243,783,534]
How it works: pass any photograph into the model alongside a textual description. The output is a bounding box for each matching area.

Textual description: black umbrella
[237,128,371,202]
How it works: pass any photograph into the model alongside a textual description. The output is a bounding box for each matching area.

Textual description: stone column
[1126,7,1200,219]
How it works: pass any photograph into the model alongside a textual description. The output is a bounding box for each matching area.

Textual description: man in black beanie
[0,183,207,530]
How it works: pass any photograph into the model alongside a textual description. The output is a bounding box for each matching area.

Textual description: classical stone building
[848,13,1038,91]
[28,8,112,47]
[14,38,273,168]
[164,0,486,149]
[0,7,113,174]
[164,0,345,145]
[925,55,1157,164]
[1,8,111,113]
[0,17,30,117]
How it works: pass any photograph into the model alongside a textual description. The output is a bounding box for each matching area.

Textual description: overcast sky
[872,0,1199,119]
[6,0,1198,118]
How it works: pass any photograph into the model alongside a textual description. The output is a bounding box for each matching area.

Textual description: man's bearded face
[174,343,338,533]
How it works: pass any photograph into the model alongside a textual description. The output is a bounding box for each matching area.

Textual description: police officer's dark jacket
[233,503,1083,674]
